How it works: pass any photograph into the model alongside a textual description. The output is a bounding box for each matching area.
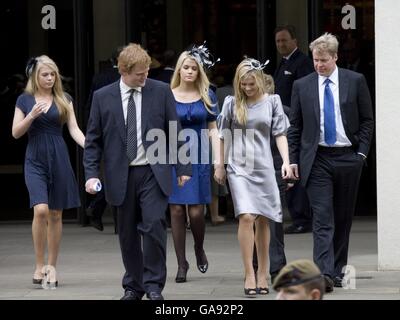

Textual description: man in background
[274,25,314,235]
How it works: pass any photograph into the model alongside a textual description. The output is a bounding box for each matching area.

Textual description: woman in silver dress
[215,58,293,296]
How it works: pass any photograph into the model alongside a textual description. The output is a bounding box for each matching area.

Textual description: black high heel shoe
[32,270,44,286]
[194,247,208,273]
[244,287,257,296]
[175,261,189,283]
[244,275,257,296]
[256,287,269,295]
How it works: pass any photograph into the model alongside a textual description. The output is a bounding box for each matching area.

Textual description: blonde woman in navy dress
[216,58,292,295]
[169,44,224,283]
[12,56,85,287]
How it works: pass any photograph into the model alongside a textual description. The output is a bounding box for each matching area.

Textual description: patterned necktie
[126,89,137,162]
[323,79,336,145]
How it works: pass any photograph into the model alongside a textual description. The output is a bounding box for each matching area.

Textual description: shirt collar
[120,78,142,95]
[283,47,298,60]
[318,66,338,86]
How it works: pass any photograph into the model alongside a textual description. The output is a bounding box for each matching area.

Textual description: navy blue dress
[16,93,81,210]
[169,91,218,205]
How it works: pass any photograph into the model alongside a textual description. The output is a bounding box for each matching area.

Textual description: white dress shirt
[318,67,352,147]
[120,79,148,165]
[283,47,298,60]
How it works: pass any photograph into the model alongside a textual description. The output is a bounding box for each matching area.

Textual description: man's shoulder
[293,72,317,85]
[288,49,314,76]
[93,81,119,97]
[339,67,364,80]
[291,49,311,63]
[145,78,170,90]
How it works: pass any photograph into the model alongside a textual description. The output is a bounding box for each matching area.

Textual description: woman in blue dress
[12,56,85,287]
[169,45,224,283]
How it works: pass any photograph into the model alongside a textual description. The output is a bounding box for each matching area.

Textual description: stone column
[376,0,400,270]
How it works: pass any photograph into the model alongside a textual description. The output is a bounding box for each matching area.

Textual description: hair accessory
[25,57,38,77]
[188,41,220,69]
[244,58,270,71]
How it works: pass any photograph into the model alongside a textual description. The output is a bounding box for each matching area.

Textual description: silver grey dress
[217,94,289,222]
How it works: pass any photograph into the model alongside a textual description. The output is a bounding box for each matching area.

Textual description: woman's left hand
[281,163,294,180]
[214,166,226,185]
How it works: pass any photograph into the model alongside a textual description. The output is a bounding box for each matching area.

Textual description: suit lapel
[338,68,349,128]
[141,81,154,136]
[109,82,126,143]
[310,73,320,125]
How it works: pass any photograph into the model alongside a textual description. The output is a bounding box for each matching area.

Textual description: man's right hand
[290,164,300,180]
[85,178,101,194]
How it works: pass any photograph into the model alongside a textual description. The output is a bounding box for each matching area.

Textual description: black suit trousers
[117,165,168,295]
[306,148,363,278]
[286,182,311,226]
[268,170,288,275]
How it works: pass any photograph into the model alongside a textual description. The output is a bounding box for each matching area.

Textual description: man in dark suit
[84,43,191,300]
[266,25,314,285]
[274,25,314,235]
[288,33,374,292]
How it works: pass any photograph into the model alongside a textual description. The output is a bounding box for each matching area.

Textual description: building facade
[0,0,376,223]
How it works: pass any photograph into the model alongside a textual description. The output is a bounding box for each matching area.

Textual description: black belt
[317,146,354,154]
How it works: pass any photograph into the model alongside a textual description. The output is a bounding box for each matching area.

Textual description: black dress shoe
[333,276,343,287]
[91,218,104,231]
[324,275,334,293]
[284,224,312,234]
[121,290,142,300]
[175,261,189,283]
[270,273,278,285]
[146,292,164,300]
[194,247,208,273]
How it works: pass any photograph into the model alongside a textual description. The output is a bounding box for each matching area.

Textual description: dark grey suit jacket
[273,48,314,107]
[83,78,191,206]
[288,68,374,186]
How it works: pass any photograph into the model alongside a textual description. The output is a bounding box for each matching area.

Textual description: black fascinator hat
[188,41,220,69]
[25,57,38,78]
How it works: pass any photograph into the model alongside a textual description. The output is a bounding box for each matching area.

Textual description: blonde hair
[118,43,152,74]
[233,59,267,125]
[264,74,275,95]
[170,51,214,113]
[309,32,339,57]
[25,55,70,124]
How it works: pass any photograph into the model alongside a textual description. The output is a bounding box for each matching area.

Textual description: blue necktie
[323,79,336,145]
[126,89,137,162]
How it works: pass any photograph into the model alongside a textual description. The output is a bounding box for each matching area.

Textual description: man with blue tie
[84,43,191,300]
[287,33,374,293]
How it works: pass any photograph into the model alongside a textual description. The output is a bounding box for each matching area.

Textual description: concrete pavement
[0,217,399,300]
